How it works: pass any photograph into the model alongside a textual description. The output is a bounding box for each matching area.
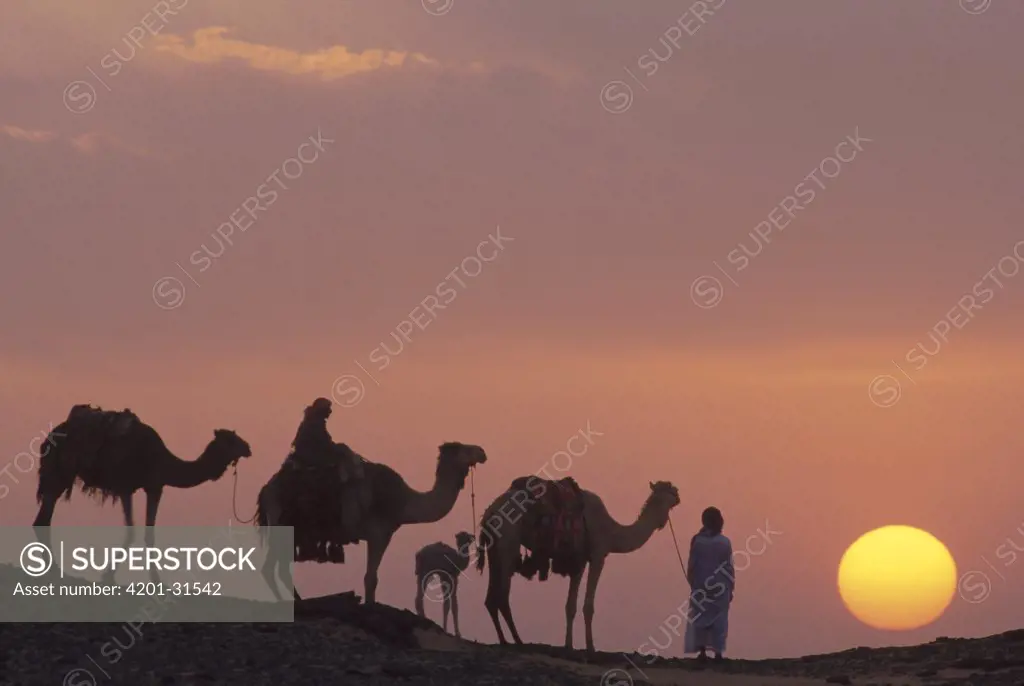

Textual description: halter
[231,461,257,524]
[667,514,689,578]
[470,465,478,539]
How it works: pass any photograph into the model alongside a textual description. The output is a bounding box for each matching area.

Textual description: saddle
[510,476,588,580]
[278,445,371,564]
[285,442,365,482]
[67,404,139,438]
[54,405,142,482]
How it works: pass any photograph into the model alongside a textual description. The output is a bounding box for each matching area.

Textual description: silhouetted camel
[33,405,251,567]
[414,531,475,636]
[257,442,487,604]
[477,479,680,652]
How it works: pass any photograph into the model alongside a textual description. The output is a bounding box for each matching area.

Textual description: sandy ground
[415,632,832,685]
[3,586,1020,685]
[416,624,1020,686]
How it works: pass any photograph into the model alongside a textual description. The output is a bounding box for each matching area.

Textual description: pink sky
[2,0,1024,658]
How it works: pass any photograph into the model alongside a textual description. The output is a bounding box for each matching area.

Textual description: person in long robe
[290,398,336,464]
[683,506,735,661]
[287,398,367,550]
[289,397,363,481]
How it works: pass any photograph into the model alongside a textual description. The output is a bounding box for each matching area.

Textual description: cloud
[69,131,152,157]
[1,125,58,143]
[1,123,153,157]
[153,27,441,81]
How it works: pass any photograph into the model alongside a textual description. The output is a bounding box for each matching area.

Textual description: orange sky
[2,0,1024,659]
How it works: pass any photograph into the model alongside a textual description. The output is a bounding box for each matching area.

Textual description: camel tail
[476,527,488,573]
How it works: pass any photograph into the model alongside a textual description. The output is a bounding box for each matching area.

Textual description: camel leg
[451,579,461,638]
[258,525,283,602]
[415,571,428,618]
[582,556,606,652]
[143,488,162,529]
[498,572,523,646]
[493,550,523,645]
[363,526,394,605]
[484,555,508,644]
[120,493,135,534]
[144,488,163,584]
[31,494,57,572]
[442,579,451,632]
[262,556,283,602]
[257,486,295,602]
[485,586,507,643]
[32,493,58,528]
[564,567,585,649]
[278,553,298,601]
[32,494,58,551]
[267,531,298,601]
[103,494,134,586]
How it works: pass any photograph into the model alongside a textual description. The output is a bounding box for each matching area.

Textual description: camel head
[211,429,252,466]
[644,480,681,530]
[438,442,487,469]
[454,530,475,557]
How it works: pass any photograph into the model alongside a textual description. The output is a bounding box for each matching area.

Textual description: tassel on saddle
[281,452,369,564]
[511,475,588,581]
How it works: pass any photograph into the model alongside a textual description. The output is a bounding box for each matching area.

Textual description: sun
[837,525,957,631]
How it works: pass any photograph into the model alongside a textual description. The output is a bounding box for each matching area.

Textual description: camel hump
[67,404,101,422]
[508,475,582,501]
[516,475,588,582]
[509,475,533,491]
[558,476,581,494]
[111,409,140,435]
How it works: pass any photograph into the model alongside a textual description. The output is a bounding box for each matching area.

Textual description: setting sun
[838,526,958,631]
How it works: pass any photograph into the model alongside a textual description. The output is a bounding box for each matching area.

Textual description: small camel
[33,405,251,561]
[258,442,487,604]
[414,531,475,637]
[477,479,680,652]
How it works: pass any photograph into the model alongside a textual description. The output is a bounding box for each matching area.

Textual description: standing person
[684,506,735,661]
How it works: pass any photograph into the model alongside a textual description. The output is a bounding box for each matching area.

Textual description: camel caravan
[30,398,685,653]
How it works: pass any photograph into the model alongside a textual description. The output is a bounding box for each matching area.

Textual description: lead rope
[667,514,688,579]
[231,462,257,524]
[469,466,477,538]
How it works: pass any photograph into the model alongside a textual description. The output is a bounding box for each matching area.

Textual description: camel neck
[607,504,663,554]
[162,445,228,489]
[399,462,466,524]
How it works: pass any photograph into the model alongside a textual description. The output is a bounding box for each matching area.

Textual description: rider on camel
[286,398,368,554]
[288,397,363,482]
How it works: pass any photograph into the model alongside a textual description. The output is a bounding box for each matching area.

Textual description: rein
[231,461,257,524]
[470,466,477,539]
[667,514,688,579]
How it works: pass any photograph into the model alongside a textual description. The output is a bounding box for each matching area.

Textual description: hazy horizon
[3,0,1024,659]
